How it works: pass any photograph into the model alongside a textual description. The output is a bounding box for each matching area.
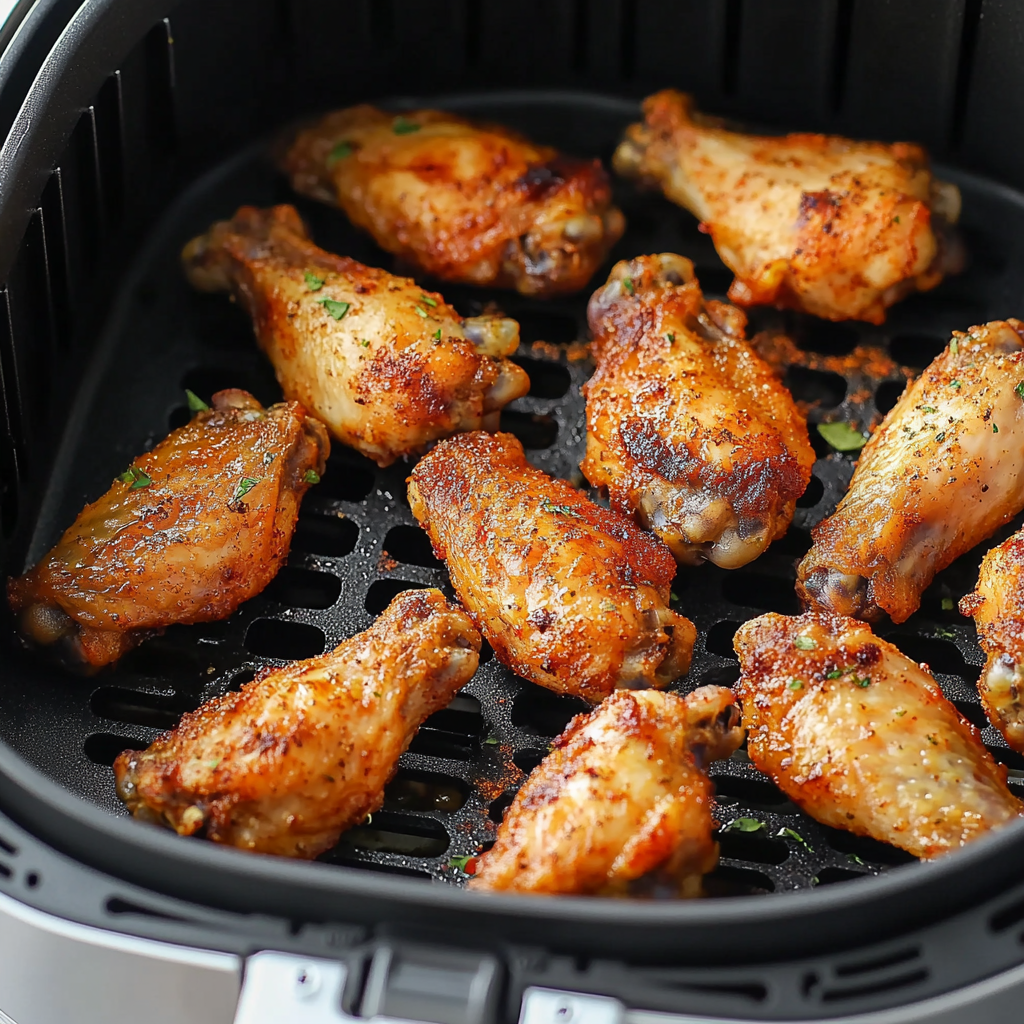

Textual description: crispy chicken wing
[470,686,743,895]
[408,431,695,703]
[961,528,1024,753]
[8,390,327,672]
[183,205,529,467]
[798,320,1024,623]
[282,105,625,297]
[114,589,480,858]
[582,254,814,569]
[735,612,1022,858]
[614,90,962,323]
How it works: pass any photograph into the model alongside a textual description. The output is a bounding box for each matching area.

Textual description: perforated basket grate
[6,93,1024,897]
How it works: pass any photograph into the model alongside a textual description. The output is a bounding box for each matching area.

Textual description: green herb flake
[360,339,370,348]
[949,379,962,389]
[118,466,152,489]
[420,294,438,308]
[320,298,350,320]
[233,477,260,502]
[855,677,871,688]
[994,423,1000,433]
[935,431,946,443]
[448,855,477,874]
[817,421,868,452]
[542,498,582,518]
[414,305,430,318]
[670,591,680,603]
[787,678,804,691]
[793,635,817,651]
[848,854,865,866]
[206,758,221,770]
[303,469,321,485]
[482,735,500,746]
[778,827,814,852]
[926,734,939,746]
[600,600,617,612]
[941,596,954,611]
[935,626,956,639]
[1016,381,1024,402]
[622,277,635,295]
[304,271,325,292]
[921,406,936,413]
[393,116,421,135]
[665,332,675,343]
[895,708,907,717]
[726,817,764,833]
[326,140,354,165]
[950,338,959,355]
[185,389,210,413]
[826,668,843,679]
[433,328,442,341]
[892,215,900,224]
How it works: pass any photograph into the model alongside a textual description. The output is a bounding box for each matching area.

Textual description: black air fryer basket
[5,2,1024,1022]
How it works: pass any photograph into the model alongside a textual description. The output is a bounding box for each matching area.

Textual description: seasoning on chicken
[961,528,1024,754]
[470,686,743,895]
[7,390,328,672]
[282,105,625,297]
[614,90,962,323]
[582,254,814,569]
[114,589,480,858]
[183,205,529,467]
[798,320,1024,624]
[407,431,696,703]
[735,612,1022,859]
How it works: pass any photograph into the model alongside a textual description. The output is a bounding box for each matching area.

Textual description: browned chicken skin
[735,612,1022,859]
[961,528,1024,754]
[614,90,961,323]
[183,205,529,467]
[408,431,696,703]
[114,589,480,858]
[470,686,743,895]
[8,390,327,671]
[798,320,1024,623]
[282,105,625,297]
[583,254,814,569]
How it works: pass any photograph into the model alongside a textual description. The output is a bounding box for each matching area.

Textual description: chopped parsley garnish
[433,328,442,341]
[304,271,325,291]
[793,635,817,651]
[448,855,477,873]
[233,477,260,502]
[360,339,370,348]
[949,379,962,389]
[118,466,152,489]
[848,854,865,866]
[777,827,814,852]
[855,676,871,688]
[670,591,680,603]
[994,423,1000,433]
[726,817,764,833]
[817,421,868,452]
[327,140,354,165]
[622,276,635,295]
[950,339,959,355]
[665,332,675,343]
[414,305,430,318]
[926,734,939,746]
[393,116,421,134]
[1016,381,1024,402]
[541,498,582,518]
[303,469,321,485]
[935,626,956,639]
[185,389,209,413]
[921,406,936,413]
[482,735,500,746]
[892,215,900,224]
[320,298,350,320]
[935,431,946,443]
[941,597,954,611]
[420,294,438,307]
[207,758,221,770]
[787,678,804,691]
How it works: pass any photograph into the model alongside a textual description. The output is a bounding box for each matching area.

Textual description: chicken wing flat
[8,390,328,672]
[407,431,696,703]
[614,90,962,323]
[282,105,625,297]
[961,528,1024,753]
[114,589,480,858]
[798,320,1024,624]
[470,686,743,895]
[582,254,814,569]
[183,205,529,467]
[735,612,1021,859]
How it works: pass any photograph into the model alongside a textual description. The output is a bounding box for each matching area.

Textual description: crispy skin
[114,589,480,858]
[408,431,696,703]
[582,254,814,569]
[961,529,1024,753]
[735,612,1022,859]
[7,390,327,671]
[614,90,962,323]
[282,105,625,297]
[470,686,743,895]
[182,205,529,467]
[798,320,1024,624]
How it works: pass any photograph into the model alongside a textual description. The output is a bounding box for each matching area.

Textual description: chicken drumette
[8,390,328,671]
[408,431,696,703]
[798,320,1024,624]
[183,205,529,467]
[583,254,814,569]
[470,686,743,895]
[282,105,625,297]
[115,589,480,858]
[614,90,962,323]
[735,612,1022,859]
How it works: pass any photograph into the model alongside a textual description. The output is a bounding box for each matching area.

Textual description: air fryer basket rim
[4,0,1024,966]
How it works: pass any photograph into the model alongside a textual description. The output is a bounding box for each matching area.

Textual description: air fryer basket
[8,0,1024,1020]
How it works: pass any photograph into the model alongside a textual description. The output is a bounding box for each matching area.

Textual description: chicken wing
[407,431,695,703]
[735,612,1021,859]
[798,320,1024,624]
[8,390,328,672]
[183,205,529,467]
[470,686,742,895]
[961,528,1024,753]
[582,254,814,569]
[614,90,962,323]
[282,105,625,297]
[114,589,480,858]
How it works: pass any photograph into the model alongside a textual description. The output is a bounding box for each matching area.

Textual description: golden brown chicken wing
[470,685,743,895]
[8,390,327,672]
[735,612,1021,859]
[798,320,1024,624]
[114,589,480,858]
[183,205,529,467]
[407,431,695,703]
[582,254,814,569]
[961,528,1024,753]
[282,105,625,297]
[614,90,962,323]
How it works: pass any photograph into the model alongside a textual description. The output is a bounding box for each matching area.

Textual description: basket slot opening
[834,946,921,978]
[987,744,1024,772]
[888,333,947,369]
[885,634,971,679]
[116,638,204,677]
[512,747,547,774]
[820,968,930,1003]
[511,685,589,737]
[771,526,813,557]
[292,513,358,558]
[715,830,789,866]
[179,365,282,410]
[813,867,868,887]
[244,618,326,659]
[338,811,450,857]
[410,692,484,761]
[951,699,989,730]
[511,356,571,399]
[488,791,515,823]
[499,410,558,450]
[721,572,802,615]
[693,264,733,297]
[874,379,905,415]
[712,774,798,813]
[0,835,17,857]
[226,668,257,692]
[90,686,202,731]
[704,865,775,896]
[382,524,443,570]
[83,733,148,767]
[384,769,470,814]
[783,365,846,410]
[0,863,11,880]
[821,826,916,867]
[365,579,432,615]
[318,455,375,502]
[795,474,825,509]
[700,663,740,687]
[705,619,741,660]
[265,565,341,609]
[513,310,579,346]
[791,319,860,357]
